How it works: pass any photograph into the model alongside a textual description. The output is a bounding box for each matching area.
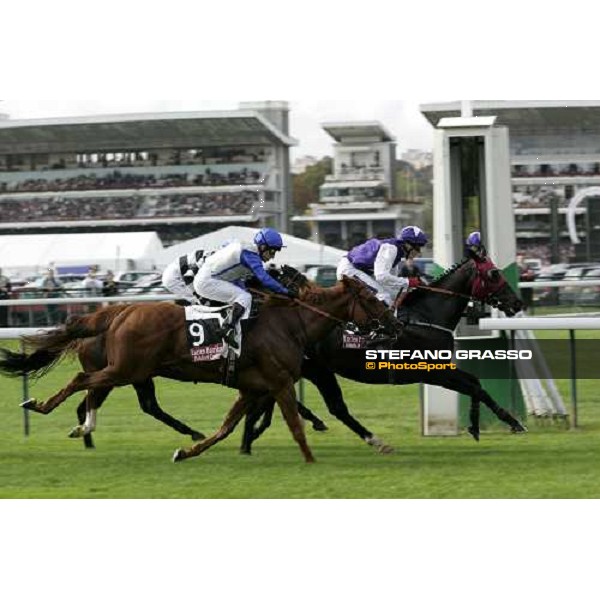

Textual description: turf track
[1,338,599,498]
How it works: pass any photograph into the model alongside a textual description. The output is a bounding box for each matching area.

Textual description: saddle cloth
[341,330,368,349]
[184,305,243,359]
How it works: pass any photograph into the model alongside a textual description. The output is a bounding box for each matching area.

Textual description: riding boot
[222,303,245,349]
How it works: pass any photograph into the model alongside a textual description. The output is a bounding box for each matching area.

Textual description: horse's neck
[402,266,472,330]
[296,287,350,343]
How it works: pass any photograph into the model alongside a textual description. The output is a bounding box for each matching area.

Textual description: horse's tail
[0,304,130,379]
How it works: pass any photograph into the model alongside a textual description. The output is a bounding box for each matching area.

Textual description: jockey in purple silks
[464,231,487,260]
[336,226,429,306]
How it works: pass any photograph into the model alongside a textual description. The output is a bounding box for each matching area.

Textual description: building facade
[293,121,423,250]
[420,101,600,263]
[0,102,296,246]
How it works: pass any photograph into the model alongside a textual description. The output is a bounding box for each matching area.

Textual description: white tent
[0,232,164,276]
[157,226,345,270]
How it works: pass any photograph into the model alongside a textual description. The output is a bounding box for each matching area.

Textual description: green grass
[1,342,599,498]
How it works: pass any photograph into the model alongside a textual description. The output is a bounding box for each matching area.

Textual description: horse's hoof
[68,426,84,439]
[240,448,252,456]
[172,449,186,463]
[468,426,480,442]
[511,423,528,434]
[312,421,328,432]
[20,399,37,411]
[191,431,206,441]
[366,435,394,454]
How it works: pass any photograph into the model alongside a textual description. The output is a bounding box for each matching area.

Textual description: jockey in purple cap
[465,231,487,261]
[336,226,429,306]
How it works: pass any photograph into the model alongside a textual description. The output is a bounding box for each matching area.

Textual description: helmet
[465,231,487,259]
[254,227,285,250]
[398,226,428,247]
[466,231,482,247]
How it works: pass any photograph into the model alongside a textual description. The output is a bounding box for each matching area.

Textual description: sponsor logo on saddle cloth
[184,306,227,362]
[342,331,367,349]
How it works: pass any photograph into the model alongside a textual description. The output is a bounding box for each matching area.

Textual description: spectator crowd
[0,168,264,195]
[0,190,259,223]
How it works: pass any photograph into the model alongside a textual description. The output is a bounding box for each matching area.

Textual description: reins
[248,287,348,326]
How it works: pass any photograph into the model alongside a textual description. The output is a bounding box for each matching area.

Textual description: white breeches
[193,271,252,318]
[336,257,393,306]
[162,262,196,303]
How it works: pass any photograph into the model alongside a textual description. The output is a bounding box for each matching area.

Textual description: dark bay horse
[240,256,527,454]
[0,277,397,463]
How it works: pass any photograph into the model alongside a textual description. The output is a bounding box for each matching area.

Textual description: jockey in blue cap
[465,231,487,260]
[194,227,295,349]
[336,226,429,306]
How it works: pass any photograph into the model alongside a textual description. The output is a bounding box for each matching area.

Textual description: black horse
[239,256,527,454]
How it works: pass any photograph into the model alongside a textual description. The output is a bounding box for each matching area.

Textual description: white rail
[0,293,175,307]
[480,317,600,330]
[519,279,600,289]
[479,315,600,428]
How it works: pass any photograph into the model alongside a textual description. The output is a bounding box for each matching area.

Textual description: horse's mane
[400,257,472,309]
[428,256,471,286]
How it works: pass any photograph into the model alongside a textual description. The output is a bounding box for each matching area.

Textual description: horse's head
[266,264,314,298]
[469,257,524,317]
[341,276,400,335]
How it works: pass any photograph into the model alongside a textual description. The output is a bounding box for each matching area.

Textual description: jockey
[162,249,207,305]
[194,227,295,348]
[464,231,487,260]
[337,226,428,306]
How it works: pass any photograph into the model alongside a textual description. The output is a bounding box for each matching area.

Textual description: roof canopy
[156,226,345,270]
[322,121,395,143]
[420,100,600,131]
[0,110,297,154]
[0,231,163,275]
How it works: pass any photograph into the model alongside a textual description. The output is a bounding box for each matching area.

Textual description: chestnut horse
[0,277,397,463]
[240,256,527,454]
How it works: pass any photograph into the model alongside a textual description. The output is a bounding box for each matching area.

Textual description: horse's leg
[301,358,393,454]
[23,366,136,415]
[273,383,315,464]
[21,372,91,414]
[427,369,527,437]
[134,379,205,441]
[240,397,275,455]
[297,401,328,432]
[73,387,112,447]
[173,394,250,462]
[240,393,327,455]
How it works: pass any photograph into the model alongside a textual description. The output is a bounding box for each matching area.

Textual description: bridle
[402,259,509,308]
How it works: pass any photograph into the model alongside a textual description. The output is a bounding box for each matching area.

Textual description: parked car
[305,266,337,287]
[560,267,600,305]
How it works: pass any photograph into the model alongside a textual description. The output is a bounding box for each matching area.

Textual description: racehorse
[0,277,397,463]
[71,293,325,450]
[239,256,527,454]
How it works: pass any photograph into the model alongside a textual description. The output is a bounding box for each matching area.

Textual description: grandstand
[420,101,600,263]
[0,102,296,246]
[293,122,424,249]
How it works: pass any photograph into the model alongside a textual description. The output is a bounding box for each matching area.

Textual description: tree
[292,156,333,215]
